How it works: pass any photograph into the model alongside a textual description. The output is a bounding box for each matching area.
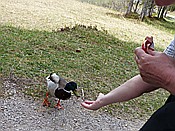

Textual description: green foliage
[169,5,175,12]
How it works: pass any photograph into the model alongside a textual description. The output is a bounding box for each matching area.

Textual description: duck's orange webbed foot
[43,92,51,107]
[54,100,64,110]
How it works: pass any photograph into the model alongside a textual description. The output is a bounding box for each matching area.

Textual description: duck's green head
[65,81,80,97]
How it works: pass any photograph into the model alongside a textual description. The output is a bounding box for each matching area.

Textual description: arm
[81,74,158,110]
[82,47,175,110]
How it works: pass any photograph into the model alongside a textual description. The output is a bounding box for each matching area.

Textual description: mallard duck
[43,73,80,109]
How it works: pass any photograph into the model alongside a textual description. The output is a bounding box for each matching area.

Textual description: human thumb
[97,93,104,99]
[147,49,158,56]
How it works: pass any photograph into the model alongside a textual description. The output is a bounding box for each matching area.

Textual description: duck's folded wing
[59,77,67,88]
[54,89,71,100]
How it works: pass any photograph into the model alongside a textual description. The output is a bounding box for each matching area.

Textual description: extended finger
[82,100,94,104]
[81,101,95,109]
[81,102,91,109]
[97,93,104,99]
[147,49,159,56]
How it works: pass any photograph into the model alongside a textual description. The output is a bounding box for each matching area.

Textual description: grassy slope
[0,25,169,120]
[1,0,175,120]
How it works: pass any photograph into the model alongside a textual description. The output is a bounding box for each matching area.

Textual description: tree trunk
[125,0,134,16]
[147,0,154,17]
[134,0,140,13]
[140,0,148,21]
[164,7,168,17]
[140,0,155,21]
[159,6,167,19]
[157,6,162,18]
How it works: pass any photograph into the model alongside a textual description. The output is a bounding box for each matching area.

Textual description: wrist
[164,68,175,94]
[97,95,106,108]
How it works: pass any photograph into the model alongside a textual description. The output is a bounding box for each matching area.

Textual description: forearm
[99,75,158,107]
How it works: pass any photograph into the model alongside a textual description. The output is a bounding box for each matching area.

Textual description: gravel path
[0,81,144,131]
[0,0,146,130]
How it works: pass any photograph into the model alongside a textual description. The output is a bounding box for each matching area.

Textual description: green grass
[144,17,175,34]
[0,24,138,91]
[0,24,169,120]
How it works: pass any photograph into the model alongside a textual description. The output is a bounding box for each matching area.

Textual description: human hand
[145,36,153,43]
[81,93,105,110]
[142,36,154,53]
[135,47,175,92]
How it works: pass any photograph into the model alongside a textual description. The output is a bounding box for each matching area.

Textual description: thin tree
[125,0,134,16]
[140,0,148,21]
[158,6,167,19]
[140,0,154,21]
[147,0,154,17]
[134,0,140,13]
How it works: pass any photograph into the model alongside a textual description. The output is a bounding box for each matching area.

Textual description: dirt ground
[0,80,144,131]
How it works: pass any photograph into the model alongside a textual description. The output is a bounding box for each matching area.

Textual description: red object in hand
[142,37,154,53]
